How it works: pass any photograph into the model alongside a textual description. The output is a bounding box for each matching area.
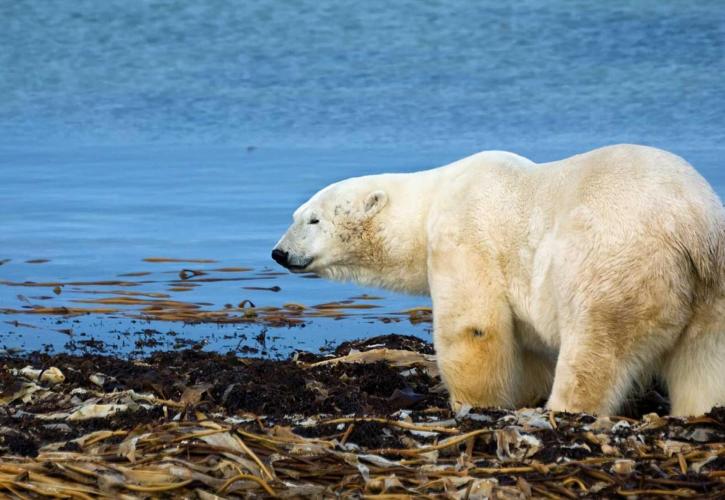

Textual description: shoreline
[0,334,722,497]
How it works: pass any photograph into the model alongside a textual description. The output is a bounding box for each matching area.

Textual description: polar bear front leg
[428,243,522,410]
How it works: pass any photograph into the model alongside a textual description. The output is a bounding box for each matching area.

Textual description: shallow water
[0,147,443,355]
[0,1,723,355]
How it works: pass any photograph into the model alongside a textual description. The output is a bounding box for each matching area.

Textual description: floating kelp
[0,335,722,498]
[1,306,122,316]
[0,260,432,330]
[142,257,218,263]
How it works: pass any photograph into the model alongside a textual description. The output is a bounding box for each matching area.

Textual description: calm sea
[0,0,723,355]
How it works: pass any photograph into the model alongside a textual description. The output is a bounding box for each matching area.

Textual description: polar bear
[272,144,725,416]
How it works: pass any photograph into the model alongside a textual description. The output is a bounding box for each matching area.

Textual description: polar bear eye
[309,218,320,225]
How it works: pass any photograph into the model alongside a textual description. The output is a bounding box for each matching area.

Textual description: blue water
[0,1,724,355]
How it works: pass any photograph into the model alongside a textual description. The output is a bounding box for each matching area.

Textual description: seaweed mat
[0,337,722,498]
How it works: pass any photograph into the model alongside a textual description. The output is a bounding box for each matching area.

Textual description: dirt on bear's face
[272,179,388,278]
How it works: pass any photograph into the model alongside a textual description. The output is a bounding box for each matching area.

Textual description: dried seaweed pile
[0,336,722,498]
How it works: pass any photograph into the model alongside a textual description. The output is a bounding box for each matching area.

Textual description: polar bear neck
[371,178,433,295]
[326,151,538,296]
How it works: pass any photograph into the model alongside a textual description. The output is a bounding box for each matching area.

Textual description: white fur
[274,144,725,416]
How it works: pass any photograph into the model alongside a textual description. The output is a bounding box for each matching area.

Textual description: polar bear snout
[271,248,289,266]
[271,246,314,272]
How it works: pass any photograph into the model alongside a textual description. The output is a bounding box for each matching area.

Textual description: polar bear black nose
[271,248,289,266]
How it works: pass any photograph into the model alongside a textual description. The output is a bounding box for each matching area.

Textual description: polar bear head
[272,173,430,294]
[271,177,389,281]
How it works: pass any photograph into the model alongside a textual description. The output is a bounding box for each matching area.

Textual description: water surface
[0,1,723,355]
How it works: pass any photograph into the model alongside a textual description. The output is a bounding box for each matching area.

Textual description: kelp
[0,336,722,498]
[0,260,429,328]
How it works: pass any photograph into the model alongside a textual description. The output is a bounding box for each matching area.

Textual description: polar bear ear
[363,190,388,217]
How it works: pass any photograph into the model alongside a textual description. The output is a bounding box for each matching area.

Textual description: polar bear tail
[664,212,725,416]
[697,234,724,291]
[679,210,725,301]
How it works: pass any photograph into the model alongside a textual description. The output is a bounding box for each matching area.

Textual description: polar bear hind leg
[664,299,725,416]
[547,313,684,415]
[546,233,692,415]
